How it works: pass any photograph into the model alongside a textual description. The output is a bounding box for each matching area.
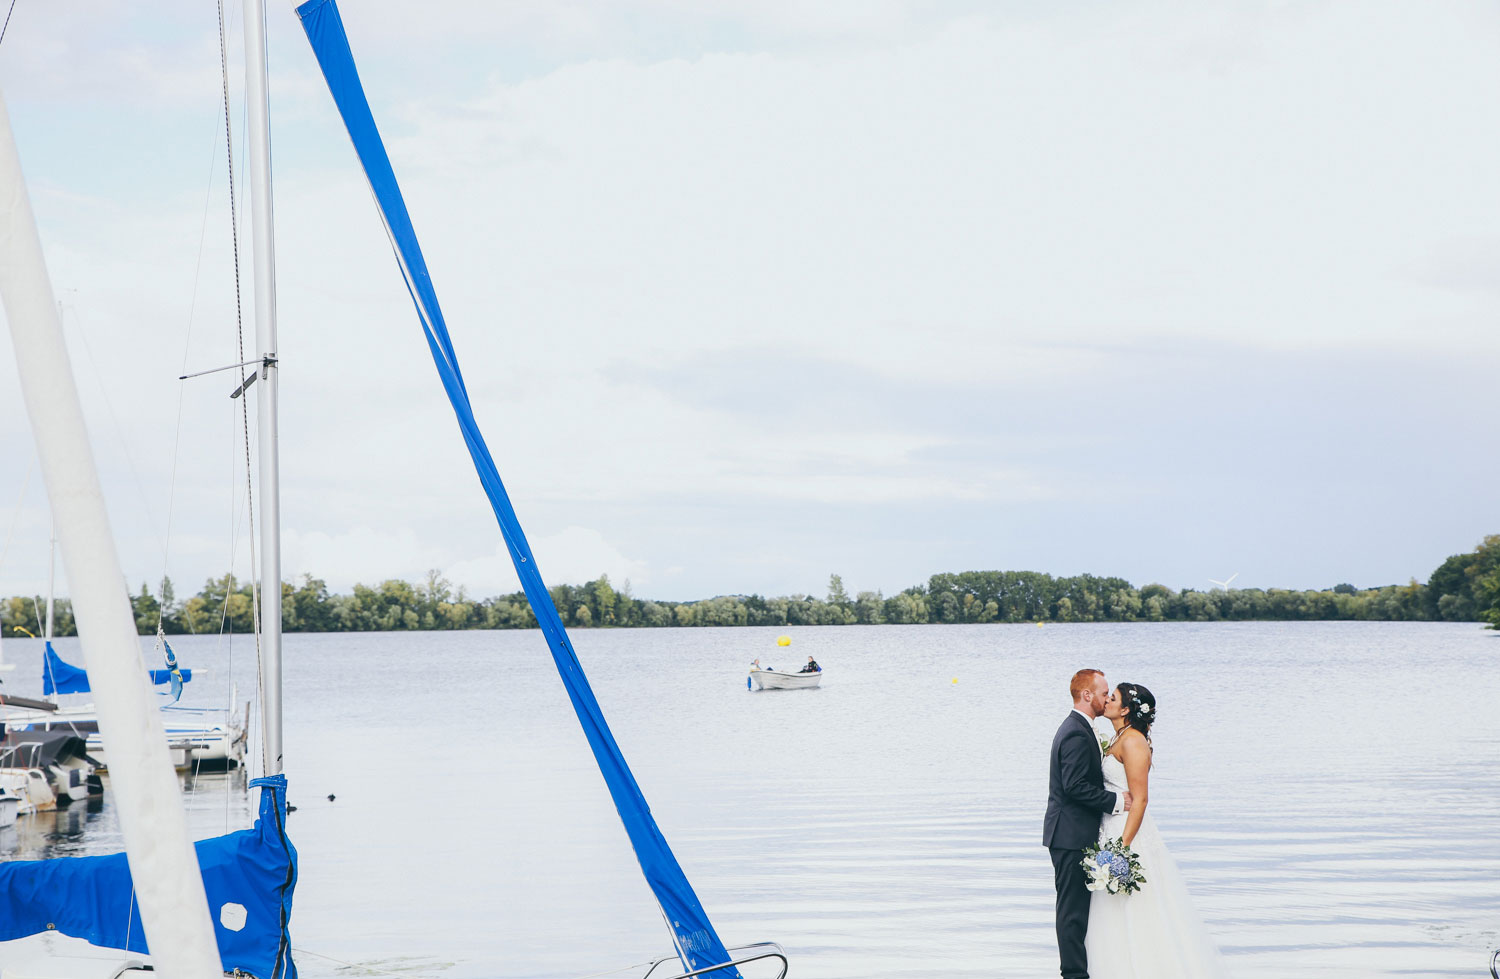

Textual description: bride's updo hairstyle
[1116,683,1156,741]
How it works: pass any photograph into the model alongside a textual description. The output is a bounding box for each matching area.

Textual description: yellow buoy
[1036,621,1044,628]
[776,635,791,647]
[952,677,958,684]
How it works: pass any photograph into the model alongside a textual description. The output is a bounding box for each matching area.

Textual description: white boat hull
[0,704,246,772]
[750,669,823,690]
[0,769,57,814]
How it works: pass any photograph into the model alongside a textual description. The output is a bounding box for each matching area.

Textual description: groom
[1043,668,1130,979]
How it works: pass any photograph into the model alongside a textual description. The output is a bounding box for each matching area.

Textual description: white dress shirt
[1072,707,1124,815]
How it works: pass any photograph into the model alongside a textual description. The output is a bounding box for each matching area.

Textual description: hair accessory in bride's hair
[1125,687,1154,721]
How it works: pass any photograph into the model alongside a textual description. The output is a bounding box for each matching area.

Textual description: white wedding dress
[1085,753,1232,978]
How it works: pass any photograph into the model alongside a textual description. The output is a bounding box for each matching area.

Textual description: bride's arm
[1118,734,1151,846]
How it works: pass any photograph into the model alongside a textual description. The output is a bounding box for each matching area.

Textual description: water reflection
[0,766,253,863]
[182,764,249,799]
[0,624,1494,978]
[7,799,104,860]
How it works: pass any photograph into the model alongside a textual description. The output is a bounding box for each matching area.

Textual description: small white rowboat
[750,669,822,690]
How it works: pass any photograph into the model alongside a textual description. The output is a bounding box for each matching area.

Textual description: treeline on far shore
[3,534,1497,638]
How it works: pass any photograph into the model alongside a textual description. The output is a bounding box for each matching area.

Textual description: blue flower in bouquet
[1082,838,1147,896]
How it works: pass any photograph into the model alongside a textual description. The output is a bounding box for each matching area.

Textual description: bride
[1086,683,1232,978]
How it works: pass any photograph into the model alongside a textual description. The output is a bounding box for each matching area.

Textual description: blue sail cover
[41,641,88,695]
[294,3,739,975]
[0,774,298,979]
[42,641,191,696]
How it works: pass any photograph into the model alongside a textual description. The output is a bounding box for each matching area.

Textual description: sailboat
[0,1,784,975]
[0,0,296,975]
[0,536,249,773]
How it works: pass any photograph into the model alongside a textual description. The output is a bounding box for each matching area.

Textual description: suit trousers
[1049,845,1090,979]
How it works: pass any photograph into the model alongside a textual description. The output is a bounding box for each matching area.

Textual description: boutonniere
[1099,737,1111,754]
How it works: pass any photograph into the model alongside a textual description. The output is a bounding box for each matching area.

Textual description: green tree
[132,583,160,634]
[854,590,885,624]
[289,575,334,631]
[827,574,851,612]
[1054,596,1074,622]
[592,574,617,626]
[1425,552,1476,618]
[1466,535,1500,629]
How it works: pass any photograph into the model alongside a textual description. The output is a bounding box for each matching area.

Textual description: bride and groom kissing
[1044,668,1230,979]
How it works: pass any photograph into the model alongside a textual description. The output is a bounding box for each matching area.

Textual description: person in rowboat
[799,656,820,673]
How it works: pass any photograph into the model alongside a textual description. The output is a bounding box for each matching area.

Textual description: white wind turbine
[1208,572,1239,591]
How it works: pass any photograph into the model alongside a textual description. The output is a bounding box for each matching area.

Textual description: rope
[0,0,17,50]
[216,0,266,780]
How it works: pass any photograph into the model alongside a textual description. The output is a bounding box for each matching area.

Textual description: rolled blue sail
[164,639,184,703]
[41,641,191,696]
[294,3,738,974]
[0,774,298,979]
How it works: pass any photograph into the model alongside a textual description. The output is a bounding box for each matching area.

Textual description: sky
[0,0,1496,604]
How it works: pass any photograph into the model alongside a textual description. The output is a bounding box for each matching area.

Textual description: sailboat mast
[44,525,55,639]
[243,0,285,776]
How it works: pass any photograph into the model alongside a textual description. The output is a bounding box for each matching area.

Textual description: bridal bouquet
[1082,838,1146,895]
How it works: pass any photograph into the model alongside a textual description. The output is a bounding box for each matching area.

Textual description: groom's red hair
[1069,668,1104,701]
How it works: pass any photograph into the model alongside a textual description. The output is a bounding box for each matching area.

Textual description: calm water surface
[7,621,1498,977]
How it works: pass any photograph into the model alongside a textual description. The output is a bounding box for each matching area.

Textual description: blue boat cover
[0,774,297,979]
[41,641,88,695]
[42,641,191,696]
[294,3,739,975]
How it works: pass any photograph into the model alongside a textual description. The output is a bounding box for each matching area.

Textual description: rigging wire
[155,50,237,636]
[208,394,250,787]
[0,457,35,582]
[56,298,168,560]
[217,0,266,782]
[0,0,17,50]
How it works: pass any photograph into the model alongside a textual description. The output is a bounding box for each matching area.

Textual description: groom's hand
[1122,790,1133,811]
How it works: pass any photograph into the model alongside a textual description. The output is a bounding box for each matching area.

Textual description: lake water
[4,621,1498,978]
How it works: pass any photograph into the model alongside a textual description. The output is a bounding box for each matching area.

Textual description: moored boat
[0,730,100,804]
[0,789,18,828]
[0,643,248,772]
[750,668,823,690]
[0,695,244,773]
[0,767,56,814]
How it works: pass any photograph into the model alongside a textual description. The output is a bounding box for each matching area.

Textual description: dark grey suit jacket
[1042,711,1119,850]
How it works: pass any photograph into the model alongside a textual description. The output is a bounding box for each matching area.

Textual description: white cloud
[449,525,650,593]
[282,526,450,591]
[280,523,647,594]
[2,1,1497,599]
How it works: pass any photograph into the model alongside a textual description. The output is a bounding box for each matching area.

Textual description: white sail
[0,86,223,979]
